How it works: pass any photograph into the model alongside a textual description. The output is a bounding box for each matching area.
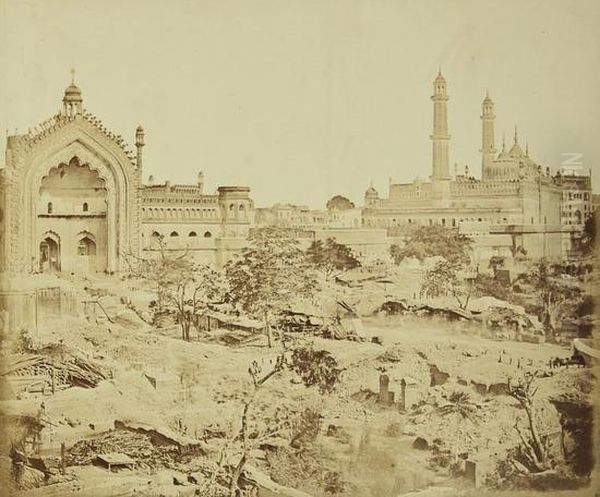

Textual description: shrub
[290,408,322,449]
[289,347,342,394]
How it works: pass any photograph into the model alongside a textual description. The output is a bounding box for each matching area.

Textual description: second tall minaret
[480,91,496,179]
[431,69,450,181]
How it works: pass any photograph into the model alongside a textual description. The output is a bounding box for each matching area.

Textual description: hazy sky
[1,0,598,208]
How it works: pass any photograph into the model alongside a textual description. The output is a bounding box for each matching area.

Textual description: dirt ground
[1,273,595,497]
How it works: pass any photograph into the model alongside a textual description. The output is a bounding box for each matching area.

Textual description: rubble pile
[475,306,543,339]
[277,310,326,334]
[67,430,183,469]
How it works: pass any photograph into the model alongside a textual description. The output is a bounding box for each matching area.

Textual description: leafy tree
[164,264,227,341]
[306,237,360,279]
[326,195,355,211]
[472,273,512,301]
[225,227,318,348]
[390,225,472,266]
[419,259,473,310]
[515,259,582,333]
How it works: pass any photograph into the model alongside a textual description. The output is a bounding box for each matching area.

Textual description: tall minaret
[431,69,450,181]
[135,125,145,181]
[480,90,496,179]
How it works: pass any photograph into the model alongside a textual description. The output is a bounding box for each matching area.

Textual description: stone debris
[68,430,183,469]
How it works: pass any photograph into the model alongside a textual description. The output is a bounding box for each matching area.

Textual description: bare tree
[123,234,193,313]
[163,263,227,341]
[202,355,288,496]
[419,259,474,310]
[507,372,552,473]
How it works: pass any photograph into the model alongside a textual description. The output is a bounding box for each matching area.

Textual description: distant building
[592,193,600,213]
[254,203,387,262]
[362,71,587,266]
[557,172,592,226]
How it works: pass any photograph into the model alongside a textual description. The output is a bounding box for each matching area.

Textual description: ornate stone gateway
[0,79,142,274]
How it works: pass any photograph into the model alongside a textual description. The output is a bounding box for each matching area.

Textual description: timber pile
[2,353,108,388]
[68,430,185,469]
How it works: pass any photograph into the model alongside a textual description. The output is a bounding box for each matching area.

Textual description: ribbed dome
[63,84,82,102]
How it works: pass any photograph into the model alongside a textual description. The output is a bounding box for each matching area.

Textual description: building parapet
[450,180,521,196]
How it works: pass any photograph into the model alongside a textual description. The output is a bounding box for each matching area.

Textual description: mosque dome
[508,142,524,158]
[365,185,379,198]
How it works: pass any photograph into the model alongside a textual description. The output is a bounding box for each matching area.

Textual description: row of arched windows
[143,207,218,219]
[151,230,212,238]
[228,203,246,211]
[47,202,89,214]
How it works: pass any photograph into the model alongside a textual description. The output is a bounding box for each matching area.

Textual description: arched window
[77,236,96,256]
[170,231,179,237]
[452,218,456,227]
[189,231,197,237]
[83,202,89,212]
[204,231,212,238]
[151,231,160,237]
[47,202,53,214]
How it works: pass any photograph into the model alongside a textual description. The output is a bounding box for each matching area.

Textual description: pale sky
[1,0,599,208]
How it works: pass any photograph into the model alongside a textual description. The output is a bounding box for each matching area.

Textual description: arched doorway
[76,232,98,273]
[39,234,60,273]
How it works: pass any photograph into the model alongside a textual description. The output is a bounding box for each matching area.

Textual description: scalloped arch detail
[40,230,61,243]
[39,156,107,191]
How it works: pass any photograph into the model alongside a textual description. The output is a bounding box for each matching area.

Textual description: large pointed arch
[10,118,141,273]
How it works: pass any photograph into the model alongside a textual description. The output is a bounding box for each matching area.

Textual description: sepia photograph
[0,0,598,496]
